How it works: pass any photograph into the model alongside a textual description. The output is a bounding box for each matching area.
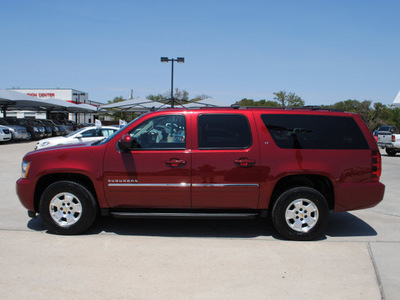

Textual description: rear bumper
[334,182,385,212]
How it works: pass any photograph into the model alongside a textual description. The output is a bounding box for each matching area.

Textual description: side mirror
[76,134,83,138]
[118,134,132,152]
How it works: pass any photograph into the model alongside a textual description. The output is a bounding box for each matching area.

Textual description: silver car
[0,119,28,141]
[0,125,12,142]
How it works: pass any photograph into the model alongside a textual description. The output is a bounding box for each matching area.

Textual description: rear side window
[261,114,369,149]
[198,114,252,149]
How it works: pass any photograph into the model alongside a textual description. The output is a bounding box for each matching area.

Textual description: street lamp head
[177,57,185,63]
[161,57,169,63]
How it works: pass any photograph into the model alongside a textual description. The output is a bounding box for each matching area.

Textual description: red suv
[16,107,385,240]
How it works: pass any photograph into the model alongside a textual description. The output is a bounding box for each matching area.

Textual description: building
[8,88,100,123]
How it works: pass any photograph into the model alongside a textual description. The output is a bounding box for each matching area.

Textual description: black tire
[272,187,329,241]
[385,148,397,156]
[39,181,98,235]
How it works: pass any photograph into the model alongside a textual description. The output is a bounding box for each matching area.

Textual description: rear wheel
[272,187,329,241]
[39,181,98,234]
[385,148,397,156]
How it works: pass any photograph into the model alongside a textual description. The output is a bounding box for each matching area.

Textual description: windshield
[95,115,146,146]
[66,127,87,137]
[41,120,51,125]
[52,120,62,125]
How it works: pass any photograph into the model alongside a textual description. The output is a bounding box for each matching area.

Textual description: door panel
[191,112,260,209]
[103,114,191,208]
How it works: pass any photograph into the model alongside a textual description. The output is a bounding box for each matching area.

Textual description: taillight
[392,135,396,142]
[372,151,382,181]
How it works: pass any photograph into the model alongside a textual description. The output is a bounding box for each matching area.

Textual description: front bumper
[12,131,29,140]
[16,178,36,212]
[0,135,11,141]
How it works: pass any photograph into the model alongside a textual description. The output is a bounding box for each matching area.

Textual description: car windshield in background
[66,127,86,137]
[0,119,10,125]
[96,115,146,146]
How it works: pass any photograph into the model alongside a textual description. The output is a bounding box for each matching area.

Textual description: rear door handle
[234,158,256,167]
[166,159,186,167]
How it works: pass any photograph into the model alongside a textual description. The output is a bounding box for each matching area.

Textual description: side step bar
[110,212,259,219]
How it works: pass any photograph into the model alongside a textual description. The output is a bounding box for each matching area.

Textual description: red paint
[16,108,385,215]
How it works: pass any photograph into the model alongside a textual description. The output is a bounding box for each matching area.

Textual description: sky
[1,0,399,106]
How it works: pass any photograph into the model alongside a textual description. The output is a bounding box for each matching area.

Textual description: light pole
[161,57,184,108]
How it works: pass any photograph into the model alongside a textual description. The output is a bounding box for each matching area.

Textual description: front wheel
[39,181,98,234]
[272,187,329,241]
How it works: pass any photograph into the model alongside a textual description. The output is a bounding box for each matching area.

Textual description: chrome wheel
[49,192,82,227]
[285,198,319,232]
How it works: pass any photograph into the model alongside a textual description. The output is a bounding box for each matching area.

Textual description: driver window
[128,115,186,150]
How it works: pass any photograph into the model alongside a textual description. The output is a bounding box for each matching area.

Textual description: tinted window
[128,115,186,150]
[198,114,252,149]
[80,129,96,137]
[261,114,369,150]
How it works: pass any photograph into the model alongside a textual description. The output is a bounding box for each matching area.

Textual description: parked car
[0,118,28,141]
[17,107,385,240]
[44,119,68,135]
[374,125,399,135]
[0,125,12,143]
[52,119,73,134]
[39,119,62,136]
[35,126,119,150]
[24,119,52,138]
[5,118,45,140]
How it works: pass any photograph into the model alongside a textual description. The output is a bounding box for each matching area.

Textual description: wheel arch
[269,174,334,210]
[34,173,98,213]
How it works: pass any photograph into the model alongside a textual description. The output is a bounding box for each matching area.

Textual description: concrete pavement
[0,141,399,299]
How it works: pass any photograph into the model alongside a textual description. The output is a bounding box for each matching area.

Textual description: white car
[0,125,12,142]
[35,126,119,150]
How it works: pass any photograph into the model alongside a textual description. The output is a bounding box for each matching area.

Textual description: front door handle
[166,158,186,167]
[234,158,256,167]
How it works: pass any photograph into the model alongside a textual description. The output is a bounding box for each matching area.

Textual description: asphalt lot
[0,141,399,299]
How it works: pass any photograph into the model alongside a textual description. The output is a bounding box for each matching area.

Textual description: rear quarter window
[261,114,369,150]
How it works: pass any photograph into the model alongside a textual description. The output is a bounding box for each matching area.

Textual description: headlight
[33,127,38,132]
[21,161,31,179]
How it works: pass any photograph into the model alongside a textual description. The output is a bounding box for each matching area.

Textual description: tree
[147,89,208,106]
[236,98,281,107]
[326,100,400,131]
[273,91,304,107]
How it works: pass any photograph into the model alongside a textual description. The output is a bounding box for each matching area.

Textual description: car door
[103,113,191,208]
[191,112,260,209]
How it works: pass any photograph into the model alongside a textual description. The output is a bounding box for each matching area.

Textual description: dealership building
[7,88,100,123]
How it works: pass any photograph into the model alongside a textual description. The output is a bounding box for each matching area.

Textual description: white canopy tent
[100,97,230,112]
[0,90,99,120]
[177,98,231,108]
[0,89,66,117]
[100,97,166,112]
[392,90,400,108]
